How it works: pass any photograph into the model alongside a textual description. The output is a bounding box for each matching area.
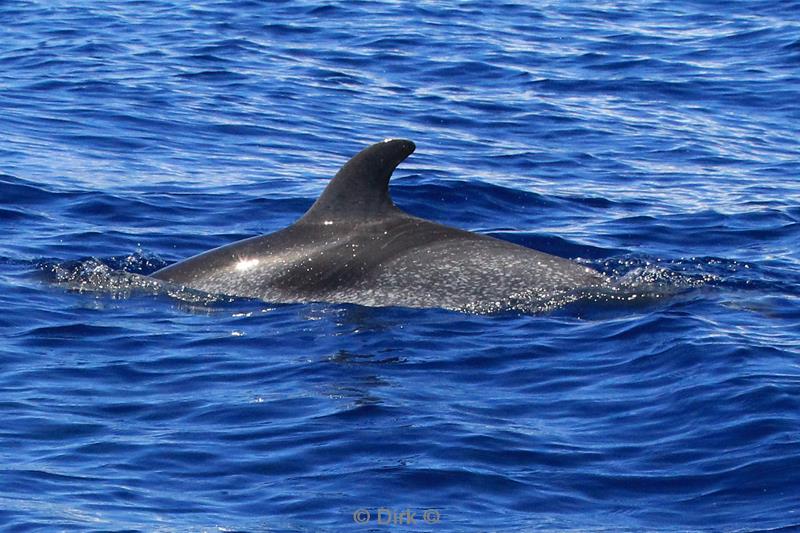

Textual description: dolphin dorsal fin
[299,139,415,224]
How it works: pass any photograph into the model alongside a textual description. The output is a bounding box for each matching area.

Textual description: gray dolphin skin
[152,139,609,312]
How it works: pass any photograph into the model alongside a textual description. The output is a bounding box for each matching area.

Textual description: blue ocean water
[2,0,800,530]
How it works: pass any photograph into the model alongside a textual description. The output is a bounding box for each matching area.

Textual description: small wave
[596,255,726,289]
[500,255,727,316]
[36,252,226,307]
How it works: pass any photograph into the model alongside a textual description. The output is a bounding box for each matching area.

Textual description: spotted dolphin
[152,139,609,311]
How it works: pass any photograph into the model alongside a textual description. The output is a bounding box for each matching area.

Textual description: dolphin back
[152,139,610,312]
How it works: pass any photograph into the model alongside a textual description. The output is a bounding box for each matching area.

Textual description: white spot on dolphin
[235,258,260,271]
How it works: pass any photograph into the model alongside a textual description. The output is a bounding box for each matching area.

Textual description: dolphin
[152,139,609,312]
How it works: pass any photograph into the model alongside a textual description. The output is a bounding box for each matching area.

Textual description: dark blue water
[2,1,800,531]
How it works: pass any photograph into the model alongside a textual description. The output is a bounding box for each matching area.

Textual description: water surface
[1,1,799,531]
